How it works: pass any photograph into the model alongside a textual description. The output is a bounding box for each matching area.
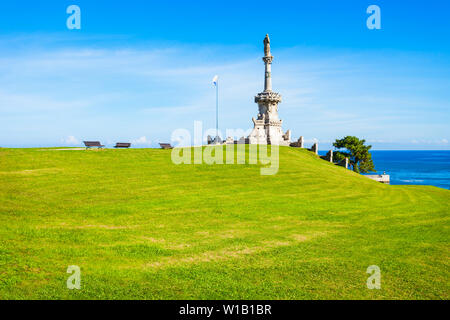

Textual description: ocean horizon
[320,150,450,190]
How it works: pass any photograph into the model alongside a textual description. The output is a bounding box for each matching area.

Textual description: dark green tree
[333,136,375,173]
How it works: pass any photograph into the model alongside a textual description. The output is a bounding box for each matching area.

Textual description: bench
[159,143,173,149]
[83,141,105,149]
[114,142,131,148]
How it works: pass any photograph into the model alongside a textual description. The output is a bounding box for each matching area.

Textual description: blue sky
[0,0,449,149]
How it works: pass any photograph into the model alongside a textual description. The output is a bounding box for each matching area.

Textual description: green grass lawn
[0,146,448,299]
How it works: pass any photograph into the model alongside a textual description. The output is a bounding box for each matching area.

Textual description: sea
[319,150,450,190]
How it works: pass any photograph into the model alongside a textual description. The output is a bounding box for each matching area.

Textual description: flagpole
[216,79,219,141]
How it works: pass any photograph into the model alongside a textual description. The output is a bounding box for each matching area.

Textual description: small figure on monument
[264,34,270,57]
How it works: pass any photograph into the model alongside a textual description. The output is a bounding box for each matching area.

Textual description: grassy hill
[0,146,448,299]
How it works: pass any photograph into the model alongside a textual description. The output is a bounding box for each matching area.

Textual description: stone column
[328,150,333,162]
[299,136,304,148]
[312,142,318,155]
[263,56,273,92]
[345,157,349,169]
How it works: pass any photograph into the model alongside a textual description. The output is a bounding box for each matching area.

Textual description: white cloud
[62,136,79,145]
[304,137,319,143]
[132,136,151,145]
[410,138,449,145]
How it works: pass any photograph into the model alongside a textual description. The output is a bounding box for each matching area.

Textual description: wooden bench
[159,143,173,149]
[83,141,104,149]
[114,142,131,148]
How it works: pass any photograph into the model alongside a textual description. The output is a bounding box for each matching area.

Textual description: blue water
[319,150,450,190]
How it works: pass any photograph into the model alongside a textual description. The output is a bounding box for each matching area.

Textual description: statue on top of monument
[263,34,271,57]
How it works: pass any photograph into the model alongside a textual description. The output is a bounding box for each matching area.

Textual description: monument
[248,34,291,145]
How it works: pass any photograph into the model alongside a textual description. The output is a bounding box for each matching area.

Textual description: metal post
[216,79,219,142]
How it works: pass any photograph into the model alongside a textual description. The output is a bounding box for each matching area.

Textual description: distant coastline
[321,150,450,189]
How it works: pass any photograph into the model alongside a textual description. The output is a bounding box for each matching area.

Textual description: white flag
[212,75,218,86]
